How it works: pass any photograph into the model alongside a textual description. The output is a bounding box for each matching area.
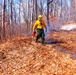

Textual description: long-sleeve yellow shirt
[33,20,46,30]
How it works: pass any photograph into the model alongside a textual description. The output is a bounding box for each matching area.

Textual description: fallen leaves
[0,52,6,60]
[0,35,76,75]
[50,30,76,54]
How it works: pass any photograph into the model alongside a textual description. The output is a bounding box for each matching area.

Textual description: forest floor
[0,30,76,75]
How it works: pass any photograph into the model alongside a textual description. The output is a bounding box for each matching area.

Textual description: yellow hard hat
[38,15,43,18]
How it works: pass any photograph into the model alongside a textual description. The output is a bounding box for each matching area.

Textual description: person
[33,15,47,44]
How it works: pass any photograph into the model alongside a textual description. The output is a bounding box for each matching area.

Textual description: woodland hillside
[0,0,76,75]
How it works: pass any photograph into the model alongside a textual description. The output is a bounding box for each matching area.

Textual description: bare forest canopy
[0,0,76,40]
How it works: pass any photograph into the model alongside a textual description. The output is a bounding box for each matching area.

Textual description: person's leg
[41,30,45,44]
[36,29,41,42]
[36,35,40,42]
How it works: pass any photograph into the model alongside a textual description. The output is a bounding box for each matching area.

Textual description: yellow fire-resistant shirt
[33,20,46,30]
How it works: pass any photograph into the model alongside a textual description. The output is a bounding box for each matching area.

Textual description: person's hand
[33,30,35,32]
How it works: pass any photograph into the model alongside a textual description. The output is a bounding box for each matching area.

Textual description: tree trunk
[2,0,6,40]
[36,0,38,20]
[40,0,43,15]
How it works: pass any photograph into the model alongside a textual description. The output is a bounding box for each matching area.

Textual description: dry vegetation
[50,30,76,54]
[0,31,76,75]
[0,0,76,74]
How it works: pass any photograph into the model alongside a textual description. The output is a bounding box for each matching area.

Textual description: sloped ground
[50,30,76,54]
[0,34,76,75]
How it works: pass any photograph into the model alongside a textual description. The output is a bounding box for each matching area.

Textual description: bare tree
[2,0,6,39]
[0,0,76,40]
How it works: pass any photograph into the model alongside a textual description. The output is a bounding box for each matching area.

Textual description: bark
[2,0,6,39]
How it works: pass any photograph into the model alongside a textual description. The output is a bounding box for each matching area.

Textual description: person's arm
[33,21,38,31]
[43,21,47,32]
[43,21,46,28]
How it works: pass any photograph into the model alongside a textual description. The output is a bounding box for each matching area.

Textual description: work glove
[33,30,35,32]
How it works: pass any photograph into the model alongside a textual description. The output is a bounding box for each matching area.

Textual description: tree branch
[47,0,53,5]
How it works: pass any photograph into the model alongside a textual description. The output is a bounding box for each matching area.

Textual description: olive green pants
[36,29,45,44]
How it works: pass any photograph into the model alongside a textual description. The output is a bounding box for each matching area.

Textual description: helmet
[38,15,43,18]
